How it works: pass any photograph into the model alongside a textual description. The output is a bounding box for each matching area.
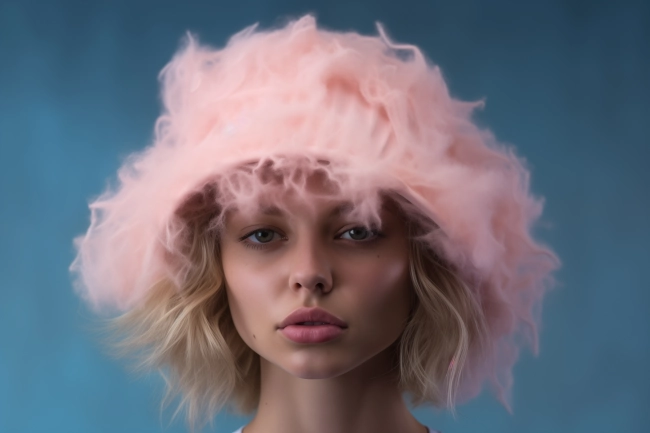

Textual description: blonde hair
[106,184,488,431]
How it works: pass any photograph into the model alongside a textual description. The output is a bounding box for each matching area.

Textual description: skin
[220,184,427,433]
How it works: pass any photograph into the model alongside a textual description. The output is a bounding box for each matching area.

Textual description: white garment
[231,426,438,433]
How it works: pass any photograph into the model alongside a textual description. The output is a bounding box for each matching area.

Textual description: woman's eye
[240,226,382,250]
[339,227,380,241]
[241,229,282,249]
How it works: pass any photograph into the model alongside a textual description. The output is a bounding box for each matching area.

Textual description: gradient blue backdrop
[1,0,648,432]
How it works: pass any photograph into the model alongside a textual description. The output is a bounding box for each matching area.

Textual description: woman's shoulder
[230,426,441,433]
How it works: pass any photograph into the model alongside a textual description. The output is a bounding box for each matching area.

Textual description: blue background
[1,0,648,432]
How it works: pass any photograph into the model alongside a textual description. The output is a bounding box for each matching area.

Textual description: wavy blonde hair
[103,184,488,431]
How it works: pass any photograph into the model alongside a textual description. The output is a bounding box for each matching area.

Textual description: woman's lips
[279,307,348,329]
[280,324,346,344]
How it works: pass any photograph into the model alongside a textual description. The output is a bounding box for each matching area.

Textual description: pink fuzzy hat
[70,14,559,409]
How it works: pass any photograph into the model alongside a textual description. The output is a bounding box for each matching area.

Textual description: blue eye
[241,229,282,249]
[250,229,276,243]
[239,226,383,250]
[340,227,380,241]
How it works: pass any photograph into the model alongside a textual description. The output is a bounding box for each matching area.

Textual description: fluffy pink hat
[70,14,559,409]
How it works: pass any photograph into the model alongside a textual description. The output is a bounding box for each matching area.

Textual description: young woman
[70,14,560,433]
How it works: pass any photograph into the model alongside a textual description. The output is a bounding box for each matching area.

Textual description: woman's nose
[287,235,333,294]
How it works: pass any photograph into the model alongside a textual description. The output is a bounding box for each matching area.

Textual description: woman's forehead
[225,191,401,223]
[219,161,405,222]
[227,195,352,219]
[259,200,351,215]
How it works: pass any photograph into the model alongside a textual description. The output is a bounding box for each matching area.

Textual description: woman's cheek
[353,252,408,294]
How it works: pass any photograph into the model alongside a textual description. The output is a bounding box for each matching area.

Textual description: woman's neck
[243,348,426,433]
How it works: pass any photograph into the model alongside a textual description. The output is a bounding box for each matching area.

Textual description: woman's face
[220,190,413,379]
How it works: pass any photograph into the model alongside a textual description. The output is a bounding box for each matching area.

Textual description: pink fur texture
[70,14,559,409]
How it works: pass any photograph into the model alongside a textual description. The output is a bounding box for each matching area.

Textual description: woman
[70,14,559,433]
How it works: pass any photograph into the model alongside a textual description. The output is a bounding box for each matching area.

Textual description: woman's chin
[267,352,360,380]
